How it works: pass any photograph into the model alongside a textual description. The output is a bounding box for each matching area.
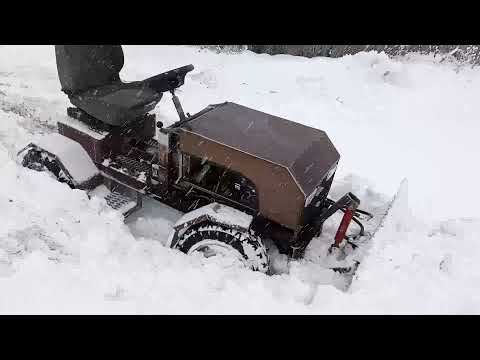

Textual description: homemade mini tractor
[18,45,374,274]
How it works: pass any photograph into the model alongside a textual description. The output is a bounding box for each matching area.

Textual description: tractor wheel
[174,223,269,273]
[20,147,74,188]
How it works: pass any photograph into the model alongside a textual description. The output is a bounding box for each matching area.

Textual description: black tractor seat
[68,81,162,127]
[55,45,193,127]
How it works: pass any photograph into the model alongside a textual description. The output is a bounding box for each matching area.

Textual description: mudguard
[18,133,100,189]
[166,202,254,249]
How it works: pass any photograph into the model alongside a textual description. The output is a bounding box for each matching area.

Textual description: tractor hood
[184,102,340,197]
[179,102,340,229]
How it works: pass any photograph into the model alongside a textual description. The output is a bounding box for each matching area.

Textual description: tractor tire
[20,148,75,188]
[174,222,269,273]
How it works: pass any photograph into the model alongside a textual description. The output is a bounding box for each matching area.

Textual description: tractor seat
[55,45,193,127]
[68,81,162,127]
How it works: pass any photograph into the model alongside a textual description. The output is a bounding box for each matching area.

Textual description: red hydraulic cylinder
[334,207,356,247]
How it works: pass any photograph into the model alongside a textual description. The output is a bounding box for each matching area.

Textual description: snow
[33,132,99,183]
[60,115,108,140]
[1,45,480,313]
[173,202,253,230]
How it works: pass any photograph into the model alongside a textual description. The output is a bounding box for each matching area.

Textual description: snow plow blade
[327,179,408,281]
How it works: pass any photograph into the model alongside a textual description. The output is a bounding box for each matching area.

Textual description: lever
[170,90,187,122]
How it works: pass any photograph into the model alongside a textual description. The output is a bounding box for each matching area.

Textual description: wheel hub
[188,240,247,267]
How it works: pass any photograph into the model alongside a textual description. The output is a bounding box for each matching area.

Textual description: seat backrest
[55,45,124,95]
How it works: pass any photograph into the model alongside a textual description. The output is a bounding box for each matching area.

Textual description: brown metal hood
[183,102,340,197]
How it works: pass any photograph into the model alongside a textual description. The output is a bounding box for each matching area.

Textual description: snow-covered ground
[1,45,480,314]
